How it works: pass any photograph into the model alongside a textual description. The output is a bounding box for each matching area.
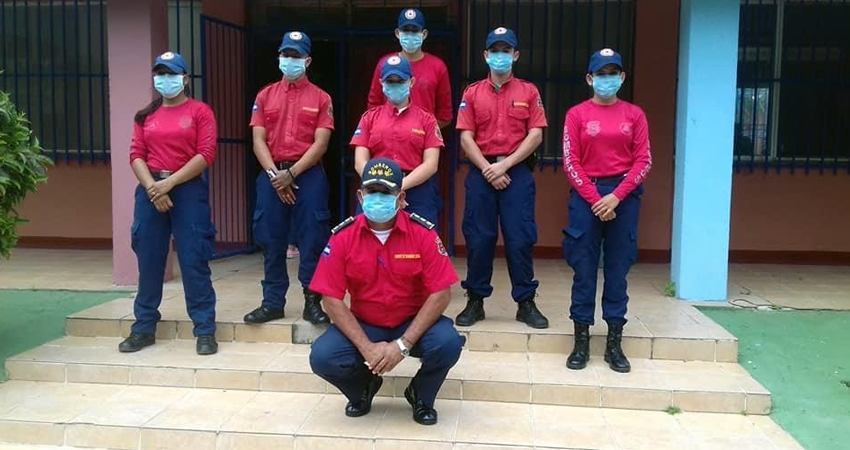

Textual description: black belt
[151,170,173,181]
[275,161,296,170]
[485,153,537,169]
[591,174,626,186]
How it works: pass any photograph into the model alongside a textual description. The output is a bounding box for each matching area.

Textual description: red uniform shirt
[456,76,548,156]
[350,103,444,172]
[129,98,217,171]
[309,212,458,328]
[367,52,453,123]
[250,77,334,162]
[562,99,652,204]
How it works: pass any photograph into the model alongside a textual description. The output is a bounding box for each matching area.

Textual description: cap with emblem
[361,158,404,192]
[278,31,311,56]
[153,51,188,74]
[397,8,426,30]
[587,48,623,73]
[486,27,518,50]
[380,55,412,81]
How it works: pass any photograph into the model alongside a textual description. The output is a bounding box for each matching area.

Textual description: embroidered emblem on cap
[289,32,303,41]
[160,52,175,60]
[600,48,615,56]
[368,162,395,179]
[387,56,402,65]
[494,27,507,35]
[405,9,417,19]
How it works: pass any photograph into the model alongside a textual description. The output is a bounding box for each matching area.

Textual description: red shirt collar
[355,210,410,237]
[382,100,413,116]
[488,73,515,91]
[283,76,310,92]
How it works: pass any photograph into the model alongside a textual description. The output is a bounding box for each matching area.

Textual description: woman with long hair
[119,51,219,355]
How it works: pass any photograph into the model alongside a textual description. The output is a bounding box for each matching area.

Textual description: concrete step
[6,337,769,415]
[64,298,739,362]
[0,381,801,450]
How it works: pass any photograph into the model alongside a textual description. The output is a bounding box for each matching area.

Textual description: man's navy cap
[486,27,518,49]
[278,31,311,55]
[361,158,404,192]
[153,52,188,74]
[381,55,412,81]
[398,8,426,29]
[588,48,623,73]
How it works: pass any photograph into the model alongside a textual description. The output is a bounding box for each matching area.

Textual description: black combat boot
[604,323,631,373]
[515,297,549,329]
[302,288,330,324]
[455,291,485,326]
[566,322,590,370]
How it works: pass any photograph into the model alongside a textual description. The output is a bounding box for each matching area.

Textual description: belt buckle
[157,170,173,180]
[496,156,507,162]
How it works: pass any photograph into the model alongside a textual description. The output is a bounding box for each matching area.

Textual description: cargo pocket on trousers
[193,223,216,262]
[562,227,585,268]
[252,208,267,248]
[130,221,141,253]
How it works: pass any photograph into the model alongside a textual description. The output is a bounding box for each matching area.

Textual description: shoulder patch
[331,216,356,234]
[409,213,436,230]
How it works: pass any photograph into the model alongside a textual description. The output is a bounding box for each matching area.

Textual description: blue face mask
[486,52,514,75]
[592,74,623,98]
[279,57,307,80]
[153,74,185,99]
[399,32,424,53]
[362,192,399,223]
[382,81,411,105]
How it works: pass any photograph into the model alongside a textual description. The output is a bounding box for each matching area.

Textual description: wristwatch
[265,168,277,179]
[396,338,410,357]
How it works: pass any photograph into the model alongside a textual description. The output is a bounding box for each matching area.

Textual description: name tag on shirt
[411,128,426,135]
[394,253,421,259]
[302,107,319,113]
[512,101,529,108]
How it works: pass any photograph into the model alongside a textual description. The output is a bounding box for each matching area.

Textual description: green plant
[665,406,682,415]
[0,87,52,259]
[663,281,676,297]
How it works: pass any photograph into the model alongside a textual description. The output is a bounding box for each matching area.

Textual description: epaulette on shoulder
[409,213,436,230]
[332,216,356,234]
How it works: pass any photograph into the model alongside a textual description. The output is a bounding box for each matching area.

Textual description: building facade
[2,0,848,300]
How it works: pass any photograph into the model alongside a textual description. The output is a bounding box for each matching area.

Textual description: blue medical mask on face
[399,32,424,53]
[382,81,411,105]
[486,52,514,75]
[279,57,307,80]
[592,74,623,98]
[153,74,185,99]
[362,192,399,223]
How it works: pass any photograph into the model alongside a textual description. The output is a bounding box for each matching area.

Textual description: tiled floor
[0,249,815,450]
[0,381,804,450]
[2,249,847,310]
[6,337,772,414]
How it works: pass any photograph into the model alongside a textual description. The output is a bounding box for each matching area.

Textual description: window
[465,0,635,163]
[0,0,109,164]
[736,0,850,172]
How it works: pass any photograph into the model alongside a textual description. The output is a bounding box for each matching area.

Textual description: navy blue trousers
[562,184,643,326]
[131,177,217,336]
[310,316,465,408]
[461,164,539,301]
[253,165,332,310]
